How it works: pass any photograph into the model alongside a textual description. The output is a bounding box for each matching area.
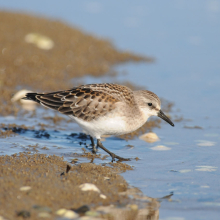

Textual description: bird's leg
[97,139,130,162]
[90,136,97,154]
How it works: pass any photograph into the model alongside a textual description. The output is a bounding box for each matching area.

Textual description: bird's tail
[22,93,41,104]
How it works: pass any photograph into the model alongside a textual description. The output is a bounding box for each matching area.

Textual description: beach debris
[79,183,107,199]
[100,194,107,199]
[25,33,54,50]
[61,164,71,176]
[72,205,90,214]
[170,170,178,172]
[79,183,100,193]
[71,158,78,164]
[11,89,36,111]
[196,140,216,147]
[17,210,30,218]
[195,166,217,172]
[20,186,31,191]
[150,145,171,151]
[66,164,71,173]
[56,209,78,219]
[139,132,160,143]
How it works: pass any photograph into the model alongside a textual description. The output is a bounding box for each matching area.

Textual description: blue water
[1,1,220,219]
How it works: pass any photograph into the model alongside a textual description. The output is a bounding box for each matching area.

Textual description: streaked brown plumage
[23,83,174,162]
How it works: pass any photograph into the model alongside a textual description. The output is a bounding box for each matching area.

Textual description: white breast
[69,115,129,139]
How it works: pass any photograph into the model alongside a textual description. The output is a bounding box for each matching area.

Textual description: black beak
[157,110,174,127]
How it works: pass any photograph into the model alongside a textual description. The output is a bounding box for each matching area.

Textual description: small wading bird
[23,83,174,162]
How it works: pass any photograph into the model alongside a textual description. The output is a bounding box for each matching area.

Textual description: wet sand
[0,152,164,220]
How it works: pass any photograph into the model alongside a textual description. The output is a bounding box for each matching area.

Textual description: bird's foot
[96,139,130,162]
[91,145,98,154]
[109,153,130,163]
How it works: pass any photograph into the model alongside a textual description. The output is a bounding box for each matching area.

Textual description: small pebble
[63,210,78,219]
[71,158,78,164]
[56,209,67,215]
[73,205,90,214]
[56,209,78,219]
[85,211,100,217]
[17,210,30,218]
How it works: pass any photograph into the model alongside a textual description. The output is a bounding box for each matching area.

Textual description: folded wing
[25,87,119,122]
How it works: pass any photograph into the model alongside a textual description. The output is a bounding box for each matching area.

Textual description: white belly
[69,115,129,139]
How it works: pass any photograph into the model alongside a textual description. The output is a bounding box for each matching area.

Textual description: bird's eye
[148,103,152,106]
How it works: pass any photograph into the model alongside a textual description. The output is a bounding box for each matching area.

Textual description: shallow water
[1,1,220,219]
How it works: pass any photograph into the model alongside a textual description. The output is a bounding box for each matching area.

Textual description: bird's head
[135,90,174,127]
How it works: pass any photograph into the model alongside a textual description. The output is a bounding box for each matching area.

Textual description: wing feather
[28,86,120,121]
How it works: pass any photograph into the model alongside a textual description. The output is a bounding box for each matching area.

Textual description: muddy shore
[0,153,162,220]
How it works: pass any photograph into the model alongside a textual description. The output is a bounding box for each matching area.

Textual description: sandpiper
[23,83,174,162]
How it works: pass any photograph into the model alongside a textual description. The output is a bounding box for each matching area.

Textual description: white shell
[79,183,100,193]
[20,186,32,191]
[100,194,107,199]
[25,33,54,50]
[139,132,160,143]
[151,145,171,151]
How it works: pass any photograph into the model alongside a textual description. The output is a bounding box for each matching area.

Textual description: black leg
[97,139,130,162]
[90,136,97,153]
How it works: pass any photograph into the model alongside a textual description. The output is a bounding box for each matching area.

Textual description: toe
[92,148,97,154]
